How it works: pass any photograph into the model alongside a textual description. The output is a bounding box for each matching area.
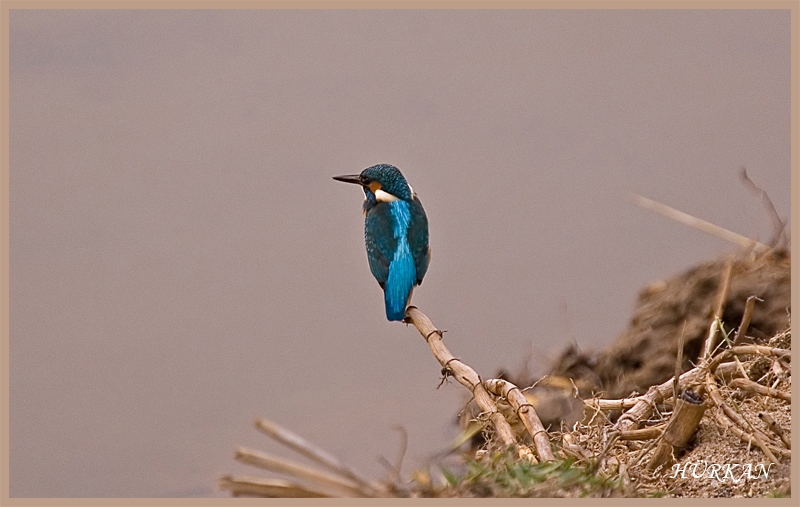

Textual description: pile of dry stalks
[220,315,790,498]
[565,326,791,497]
[220,186,790,498]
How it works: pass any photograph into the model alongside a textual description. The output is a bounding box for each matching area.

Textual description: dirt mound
[551,249,790,399]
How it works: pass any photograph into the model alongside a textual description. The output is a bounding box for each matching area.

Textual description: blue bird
[334,164,430,321]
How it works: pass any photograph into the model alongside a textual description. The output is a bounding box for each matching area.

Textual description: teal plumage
[334,164,430,321]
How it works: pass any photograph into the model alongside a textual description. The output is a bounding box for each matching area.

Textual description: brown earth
[550,248,790,399]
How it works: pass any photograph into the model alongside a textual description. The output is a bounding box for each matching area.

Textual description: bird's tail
[384,246,416,322]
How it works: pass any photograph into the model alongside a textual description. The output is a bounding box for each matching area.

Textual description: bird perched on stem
[333,164,430,321]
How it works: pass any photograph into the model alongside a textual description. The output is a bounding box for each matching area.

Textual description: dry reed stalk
[483,378,557,461]
[714,259,734,319]
[714,361,748,382]
[733,296,760,346]
[613,367,705,433]
[584,397,644,411]
[219,475,329,498]
[739,168,788,248]
[706,345,791,373]
[673,323,687,401]
[644,323,706,468]
[728,378,791,402]
[631,195,770,254]
[702,259,734,362]
[254,418,385,497]
[646,394,706,471]
[403,306,528,456]
[233,447,368,497]
[618,425,666,441]
[702,319,721,365]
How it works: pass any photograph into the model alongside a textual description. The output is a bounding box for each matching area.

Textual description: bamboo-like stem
[728,378,791,402]
[702,260,734,362]
[733,296,760,346]
[618,425,666,441]
[706,345,791,373]
[219,475,329,498]
[254,418,385,497]
[713,259,734,321]
[631,194,771,254]
[483,378,556,461]
[715,361,748,382]
[702,319,721,365]
[233,447,369,497]
[674,323,687,401]
[584,365,759,413]
[403,306,528,456]
[584,397,645,411]
[646,395,706,471]
[613,367,705,433]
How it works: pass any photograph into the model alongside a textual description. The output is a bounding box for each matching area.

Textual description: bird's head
[333,164,414,202]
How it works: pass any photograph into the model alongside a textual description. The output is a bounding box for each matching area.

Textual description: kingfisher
[333,164,430,321]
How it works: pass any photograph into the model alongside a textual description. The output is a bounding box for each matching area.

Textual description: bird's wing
[407,196,430,285]
[364,205,396,287]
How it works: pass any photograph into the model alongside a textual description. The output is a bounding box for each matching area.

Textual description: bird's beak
[332,174,363,185]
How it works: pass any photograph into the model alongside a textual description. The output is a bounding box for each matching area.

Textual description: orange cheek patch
[368,182,382,193]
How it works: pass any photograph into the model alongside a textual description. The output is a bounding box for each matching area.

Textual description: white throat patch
[375,189,400,202]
